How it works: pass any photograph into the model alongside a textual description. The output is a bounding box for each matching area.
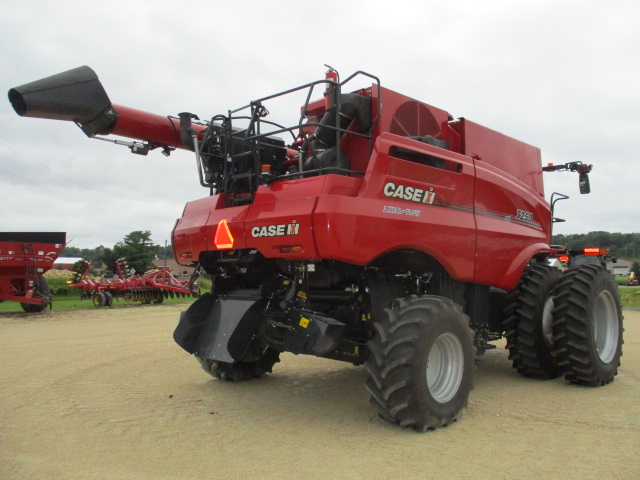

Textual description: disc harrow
[68,258,199,307]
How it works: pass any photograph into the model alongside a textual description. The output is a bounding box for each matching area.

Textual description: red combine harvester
[8,66,623,431]
[68,257,198,306]
[0,232,66,312]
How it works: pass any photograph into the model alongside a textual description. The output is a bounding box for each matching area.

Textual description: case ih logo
[383,182,436,205]
[251,221,300,238]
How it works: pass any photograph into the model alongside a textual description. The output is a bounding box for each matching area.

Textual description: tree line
[61,231,173,275]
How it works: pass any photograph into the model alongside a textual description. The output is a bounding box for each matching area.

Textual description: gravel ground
[1,305,638,480]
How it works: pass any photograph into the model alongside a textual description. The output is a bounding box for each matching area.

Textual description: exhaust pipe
[8,65,117,137]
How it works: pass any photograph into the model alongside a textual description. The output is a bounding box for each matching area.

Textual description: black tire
[503,263,561,379]
[197,348,281,382]
[21,276,51,313]
[365,295,475,431]
[552,265,623,386]
[92,292,106,307]
[104,292,113,307]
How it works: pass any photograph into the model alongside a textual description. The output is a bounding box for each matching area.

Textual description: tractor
[8,66,623,431]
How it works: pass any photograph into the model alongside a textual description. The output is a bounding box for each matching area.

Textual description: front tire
[552,265,623,386]
[365,295,475,431]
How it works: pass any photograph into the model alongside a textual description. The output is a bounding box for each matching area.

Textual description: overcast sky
[1,0,638,249]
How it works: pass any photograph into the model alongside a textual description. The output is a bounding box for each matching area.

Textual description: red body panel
[171,86,552,293]
[311,133,477,281]
[461,119,550,289]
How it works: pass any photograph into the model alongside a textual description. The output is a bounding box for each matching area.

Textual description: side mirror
[579,172,590,194]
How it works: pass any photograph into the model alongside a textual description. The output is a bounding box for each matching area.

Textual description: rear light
[214,219,234,249]
[584,247,608,256]
[559,256,570,263]
[279,245,304,254]
[180,252,193,260]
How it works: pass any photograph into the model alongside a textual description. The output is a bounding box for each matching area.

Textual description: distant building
[151,258,194,278]
[609,258,633,276]
[53,257,84,270]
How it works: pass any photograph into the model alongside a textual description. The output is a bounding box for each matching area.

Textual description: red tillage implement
[0,232,66,312]
[68,257,199,307]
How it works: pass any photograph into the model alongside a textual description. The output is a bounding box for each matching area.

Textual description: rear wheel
[21,276,51,313]
[503,264,561,379]
[365,295,475,431]
[552,265,623,386]
[197,347,281,382]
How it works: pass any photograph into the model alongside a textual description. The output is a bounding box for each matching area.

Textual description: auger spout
[8,65,202,150]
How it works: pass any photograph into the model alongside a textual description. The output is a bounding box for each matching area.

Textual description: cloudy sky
[1,0,638,249]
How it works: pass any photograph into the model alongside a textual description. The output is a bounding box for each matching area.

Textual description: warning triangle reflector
[214,219,234,249]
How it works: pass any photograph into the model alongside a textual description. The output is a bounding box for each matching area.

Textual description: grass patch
[619,286,640,308]
[3,278,638,313]
[0,292,197,312]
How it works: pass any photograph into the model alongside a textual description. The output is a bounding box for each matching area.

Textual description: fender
[500,243,551,291]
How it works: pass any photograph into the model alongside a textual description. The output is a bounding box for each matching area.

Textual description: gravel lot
[1,305,638,479]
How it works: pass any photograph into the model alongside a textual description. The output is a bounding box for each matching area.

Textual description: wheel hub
[593,290,619,363]
[542,296,555,348]
[426,332,464,403]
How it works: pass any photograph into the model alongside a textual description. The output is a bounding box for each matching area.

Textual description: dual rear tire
[504,264,561,378]
[552,265,623,385]
[505,263,623,386]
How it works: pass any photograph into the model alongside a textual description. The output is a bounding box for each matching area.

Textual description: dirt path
[1,305,638,480]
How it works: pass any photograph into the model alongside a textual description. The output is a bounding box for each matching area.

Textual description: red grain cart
[0,232,66,312]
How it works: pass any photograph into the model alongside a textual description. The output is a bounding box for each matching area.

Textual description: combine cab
[0,232,66,312]
[8,66,623,431]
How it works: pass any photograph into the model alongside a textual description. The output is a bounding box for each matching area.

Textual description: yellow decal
[355,346,360,355]
[297,291,308,300]
[299,317,310,328]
